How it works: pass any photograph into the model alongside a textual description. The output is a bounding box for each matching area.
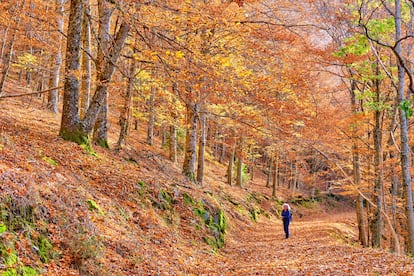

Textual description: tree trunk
[220,141,226,164]
[0,27,9,63]
[395,0,414,255]
[161,124,167,148]
[47,0,64,113]
[182,103,198,182]
[116,58,135,149]
[197,104,207,185]
[59,0,83,142]
[350,79,368,247]
[371,63,383,248]
[84,21,129,138]
[147,86,156,146]
[60,0,129,146]
[91,0,114,148]
[227,138,236,186]
[169,124,177,163]
[266,157,272,188]
[93,94,109,148]
[79,2,91,119]
[272,153,278,197]
[236,135,244,188]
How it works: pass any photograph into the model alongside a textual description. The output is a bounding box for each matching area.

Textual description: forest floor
[199,213,414,275]
[1,82,414,275]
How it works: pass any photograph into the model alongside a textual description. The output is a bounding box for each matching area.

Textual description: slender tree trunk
[92,0,114,148]
[395,0,414,255]
[227,138,236,186]
[0,27,9,63]
[351,78,368,247]
[272,153,278,197]
[220,141,226,164]
[116,59,135,149]
[47,0,63,113]
[169,124,177,163]
[147,86,156,146]
[0,0,26,96]
[182,103,198,182]
[85,21,129,140]
[80,2,91,119]
[197,104,207,184]
[371,64,383,248]
[236,135,244,188]
[161,124,167,148]
[266,157,272,188]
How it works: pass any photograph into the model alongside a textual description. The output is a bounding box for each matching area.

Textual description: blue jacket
[282,210,291,222]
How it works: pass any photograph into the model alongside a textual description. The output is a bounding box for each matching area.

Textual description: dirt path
[197,213,414,275]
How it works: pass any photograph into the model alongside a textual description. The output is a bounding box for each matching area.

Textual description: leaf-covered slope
[1,95,413,275]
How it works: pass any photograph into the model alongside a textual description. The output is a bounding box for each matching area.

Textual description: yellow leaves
[175,51,185,59]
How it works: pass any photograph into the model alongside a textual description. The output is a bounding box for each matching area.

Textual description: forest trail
[198,213,414,275]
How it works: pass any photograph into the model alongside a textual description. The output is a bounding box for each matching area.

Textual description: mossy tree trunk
[59,0,129,148]
[59,0,84,143]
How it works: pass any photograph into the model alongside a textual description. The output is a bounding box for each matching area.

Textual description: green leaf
[0,222,6,234]
[42,156,58,166]
[87,199,104,215]
[399,100,413,119]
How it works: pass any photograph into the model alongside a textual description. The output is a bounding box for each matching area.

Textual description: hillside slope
[1,91,414,275]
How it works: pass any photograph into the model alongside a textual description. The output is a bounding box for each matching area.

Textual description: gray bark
[146,86,156,146]
[272,154,278,197]
[236,135,244,188]
[266,158,272,188]
[59,0,83,140]
[395,0,414,255]
[182,103,198,181]
[169,124,177,163]
[371,62,383,248]
[80,2,91,118]
[196,104,207,184]
[350,79,368,247]
[47,0,64,113]
[227,138,236,186]
[60,0,129,146]
[116,58,135,149]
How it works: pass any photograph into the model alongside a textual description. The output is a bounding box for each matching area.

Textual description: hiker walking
[281,203,292,239]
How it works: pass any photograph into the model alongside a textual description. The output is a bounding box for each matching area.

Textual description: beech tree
[60,0,130,147]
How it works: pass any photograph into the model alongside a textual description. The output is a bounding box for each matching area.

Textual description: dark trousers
[283,219,290,238]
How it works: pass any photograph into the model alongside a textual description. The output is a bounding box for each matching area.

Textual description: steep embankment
[1,89,414,275]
